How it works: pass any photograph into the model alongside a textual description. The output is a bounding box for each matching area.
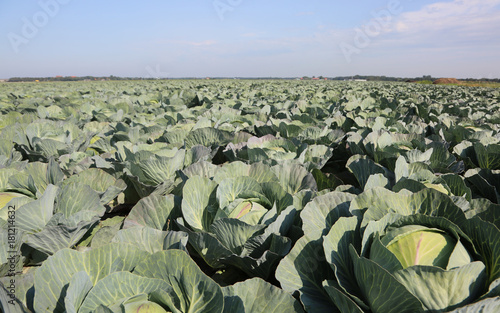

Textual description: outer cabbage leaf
[222,278,305,313]
[133,250,224,313]
[33,243,148,312]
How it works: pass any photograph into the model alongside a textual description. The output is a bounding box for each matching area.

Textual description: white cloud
[186,40,217,46]
[240,32,267,38]
[298,0,500,76]
[102,0,500,78]
[158,39,217,47]
[393,0,500,37]
[296,11,315,16]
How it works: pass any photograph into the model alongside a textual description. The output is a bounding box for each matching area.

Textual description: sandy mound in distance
[433,78,461,84]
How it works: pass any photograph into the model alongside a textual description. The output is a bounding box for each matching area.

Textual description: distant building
[0,79,7,83]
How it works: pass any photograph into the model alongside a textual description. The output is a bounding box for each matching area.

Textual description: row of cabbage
[0,80,500,312]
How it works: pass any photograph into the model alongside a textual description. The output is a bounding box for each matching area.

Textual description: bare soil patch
[433,78,461,85]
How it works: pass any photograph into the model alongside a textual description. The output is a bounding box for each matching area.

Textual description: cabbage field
[1,79,500,312]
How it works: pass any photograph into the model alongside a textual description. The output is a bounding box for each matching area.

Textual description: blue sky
[1,0,499,78]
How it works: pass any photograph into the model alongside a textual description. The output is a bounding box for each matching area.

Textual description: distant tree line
[5,75,500,83]
[6,75,142,82]
[328,75,500,83]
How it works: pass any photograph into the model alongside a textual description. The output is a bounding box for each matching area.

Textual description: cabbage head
[278,188,500,313]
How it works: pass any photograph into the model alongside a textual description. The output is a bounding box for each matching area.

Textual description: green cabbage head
[372,224,472,269]
[124,300,170,313]
[319,190,500,313]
